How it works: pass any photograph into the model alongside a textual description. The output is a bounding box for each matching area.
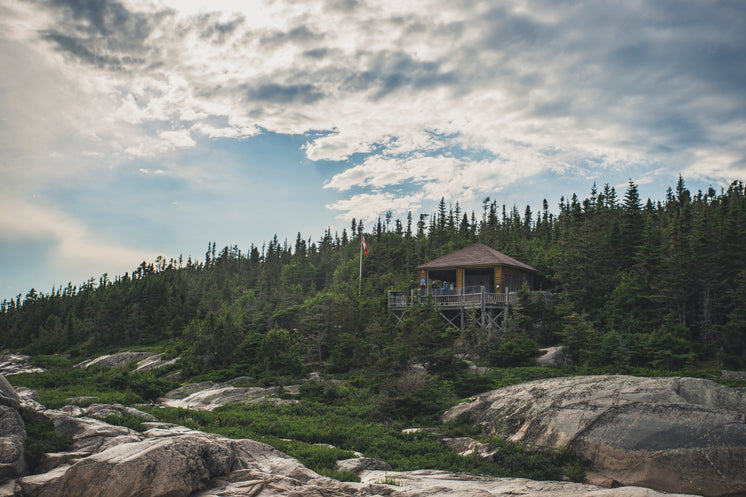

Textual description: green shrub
[490,337,540,367]
[565,461,586,482]
[102,413,147,432]
[20,408,73,472]
[317,468,361,482]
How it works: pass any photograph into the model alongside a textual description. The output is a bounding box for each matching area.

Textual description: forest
[2,177,745,380]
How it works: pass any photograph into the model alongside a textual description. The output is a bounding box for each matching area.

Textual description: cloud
[0,195,158,283]
[326,191,425,222]
[2,0,745,220]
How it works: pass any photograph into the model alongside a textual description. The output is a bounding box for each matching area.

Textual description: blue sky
[1,0,745,302]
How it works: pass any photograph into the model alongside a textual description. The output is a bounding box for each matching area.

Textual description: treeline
[1,177,745,375]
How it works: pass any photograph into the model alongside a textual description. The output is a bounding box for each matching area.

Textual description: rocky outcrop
[356,470,696,497]
[159,380,299,411]
[0,354,44,376]
[442,375,746,497]
[49,414,143,454]
[75,352,178,374]
[0,376,26,481]
[75,352,154,370]
[439,437,497,458]
[82,403,157,422]
[535,346,570,367]
[18,432,319,497]
[335,457,391,473]
[131,353,178,373]
[6,376,704,497]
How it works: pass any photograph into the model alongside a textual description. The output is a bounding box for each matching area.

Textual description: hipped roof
[417,243,537,272]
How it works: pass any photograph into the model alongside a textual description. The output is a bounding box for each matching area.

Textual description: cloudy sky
[1,0,745,301]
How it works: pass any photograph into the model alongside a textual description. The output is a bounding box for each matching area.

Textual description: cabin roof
[417,243,537,272]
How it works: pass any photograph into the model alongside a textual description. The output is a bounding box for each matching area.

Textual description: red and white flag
[361,234,368,254]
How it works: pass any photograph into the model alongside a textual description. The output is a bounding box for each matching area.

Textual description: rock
[75,352,153,370]
[159,381,299,411]
[401,427,440,435]
[65,396,99,406]
[19,432,319,497]
[12,402,702,497]
[50,414,143,453]
[15,387,45,411]
[141,422,197,438]
[442,375,746,497]
[336,457,392,473]
[535,346,570,367]
[0,375,26,482]
[721,370,746,380]
[15,464,70,496]
[0,376,20,410]
[58,406,83,417]
[131,354,179,373]
[0,354,44,376]
[356,470,697,497]
[83,403,157,422]
[36,452,89,473]
[440,437,496,458]
[161,381,218,399]
[0,479,15,496]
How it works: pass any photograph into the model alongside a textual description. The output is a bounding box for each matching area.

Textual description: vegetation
[3,177,745,372]
[147,377,586,482]
[2,177,746,483]
[20,407,73,472]
[8,356,180,408]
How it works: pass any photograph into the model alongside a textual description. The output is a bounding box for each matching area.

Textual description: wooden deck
[388,288,517,311]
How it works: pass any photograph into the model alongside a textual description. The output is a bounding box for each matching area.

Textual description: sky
[1,0,745,302]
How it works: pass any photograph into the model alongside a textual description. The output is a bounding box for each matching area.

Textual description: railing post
[480,285,486,327]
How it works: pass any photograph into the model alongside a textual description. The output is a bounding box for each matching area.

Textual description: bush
[375,369,454,420]
[20,408,73,472]
[490,336,540,367]
[102,413,147,432]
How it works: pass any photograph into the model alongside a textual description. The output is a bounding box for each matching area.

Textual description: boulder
[19,432,319,497]
[50,414,143,453]
[440,437,496,458]
[83,403,157,422]
[442,375,746,497]
[0,375,26,481]
[335,457,392,473]
[535,346,570,367]
[15,387,45,413]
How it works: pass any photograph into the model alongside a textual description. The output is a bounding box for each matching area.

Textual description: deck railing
[388,287,518,309]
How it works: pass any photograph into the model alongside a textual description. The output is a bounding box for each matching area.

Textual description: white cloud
[0,195,158,283]
[2,0,745,220]
[326,191,425,222]
[159,130,196,148]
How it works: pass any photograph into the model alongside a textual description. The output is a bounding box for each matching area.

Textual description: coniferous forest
[2,177,746,379]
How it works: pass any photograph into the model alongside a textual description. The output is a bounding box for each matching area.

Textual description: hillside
[2,178,745,378]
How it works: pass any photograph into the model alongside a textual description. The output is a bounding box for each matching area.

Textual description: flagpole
[359,232,363,296]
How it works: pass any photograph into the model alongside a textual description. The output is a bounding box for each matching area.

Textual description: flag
[362,234,368,254]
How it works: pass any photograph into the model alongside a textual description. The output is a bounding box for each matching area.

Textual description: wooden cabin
[417,243,536,295]
[388,243,537,329]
